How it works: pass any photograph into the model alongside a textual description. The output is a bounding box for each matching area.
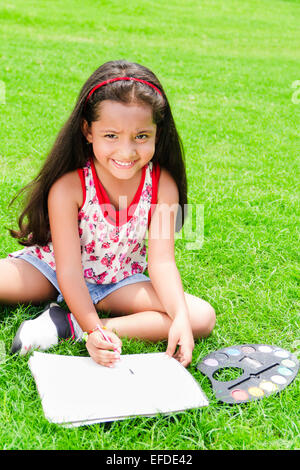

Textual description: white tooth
[114,160,132,166]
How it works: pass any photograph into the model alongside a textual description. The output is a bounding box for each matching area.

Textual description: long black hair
[10,59,187,246]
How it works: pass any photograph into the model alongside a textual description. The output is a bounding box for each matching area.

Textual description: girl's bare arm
[48,172,100,332]
[147,169,194,366]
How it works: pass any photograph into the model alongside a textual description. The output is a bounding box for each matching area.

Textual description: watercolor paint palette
[197,344,299,404]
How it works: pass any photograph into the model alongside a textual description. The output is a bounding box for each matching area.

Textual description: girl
[2,60,215,368]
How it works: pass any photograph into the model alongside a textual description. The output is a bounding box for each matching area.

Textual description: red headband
[85,77,162,106]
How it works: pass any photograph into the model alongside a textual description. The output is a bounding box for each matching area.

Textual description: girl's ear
[81,119,93,143]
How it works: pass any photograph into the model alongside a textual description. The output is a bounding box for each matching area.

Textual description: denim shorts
[11,253,151,305]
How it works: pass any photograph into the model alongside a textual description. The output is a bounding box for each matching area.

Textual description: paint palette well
[196,344,299,404]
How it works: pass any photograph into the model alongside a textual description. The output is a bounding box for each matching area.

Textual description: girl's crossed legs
[0,258,215,346]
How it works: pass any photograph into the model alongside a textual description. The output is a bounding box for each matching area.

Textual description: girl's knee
[201,304,216,337]
[190,299,216,339]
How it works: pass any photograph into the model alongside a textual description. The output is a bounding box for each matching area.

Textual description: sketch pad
[28,351,209,427]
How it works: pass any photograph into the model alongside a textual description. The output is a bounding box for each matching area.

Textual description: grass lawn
[0,0,299,450]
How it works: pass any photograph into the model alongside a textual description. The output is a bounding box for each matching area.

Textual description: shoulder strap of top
[77,170,87,211]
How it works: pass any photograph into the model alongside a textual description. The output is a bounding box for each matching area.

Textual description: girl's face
[82,100,157,181]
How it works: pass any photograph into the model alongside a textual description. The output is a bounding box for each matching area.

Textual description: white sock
[11,303,83,355]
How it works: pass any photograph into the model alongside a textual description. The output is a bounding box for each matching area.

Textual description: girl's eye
[104,134,148,140]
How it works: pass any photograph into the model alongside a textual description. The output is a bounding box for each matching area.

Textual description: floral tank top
[10,158,161,284]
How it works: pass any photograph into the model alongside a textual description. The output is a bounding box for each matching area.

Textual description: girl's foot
[10,303,83,355]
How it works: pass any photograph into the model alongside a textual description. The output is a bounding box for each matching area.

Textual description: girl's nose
[118,141,137,159]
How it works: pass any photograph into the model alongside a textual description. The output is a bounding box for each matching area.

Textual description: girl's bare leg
[0,258,58,305]
[95,281,216,341]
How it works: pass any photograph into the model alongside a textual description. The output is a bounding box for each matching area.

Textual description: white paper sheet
[28,351,209,427]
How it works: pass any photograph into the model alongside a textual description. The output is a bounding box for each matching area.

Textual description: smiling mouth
[112,159,137,168]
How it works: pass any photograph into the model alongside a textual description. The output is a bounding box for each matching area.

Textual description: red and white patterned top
[10,158,161,284]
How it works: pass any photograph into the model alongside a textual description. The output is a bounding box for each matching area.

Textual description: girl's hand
[166,314,194,367]
[85,329,122,367]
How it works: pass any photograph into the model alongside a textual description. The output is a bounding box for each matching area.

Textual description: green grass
[0,0,299,450]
